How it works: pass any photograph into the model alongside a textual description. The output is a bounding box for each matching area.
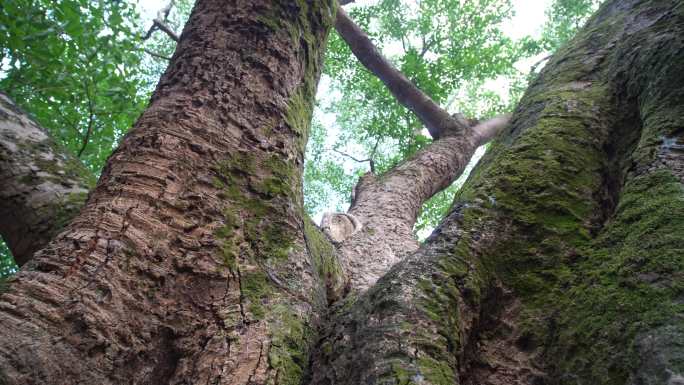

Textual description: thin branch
[332,148,371,164]
[143,48,172,61]
[368,138,381,173]
[77,80,95,158]
[143,0,179,42]
[335,7,464,138]
[419,35,437,58]
[153,19,179,42]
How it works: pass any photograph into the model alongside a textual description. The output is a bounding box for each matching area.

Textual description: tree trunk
[335,115,508,292]
[307,0,684,384]
[0,93,94,266]
[0,0,682,384]
[0,0,337,384]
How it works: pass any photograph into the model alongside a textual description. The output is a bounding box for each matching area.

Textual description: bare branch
[77,80,95,158]
[153,19,180,42]
[335,7,465,138]
[472,113,511,146]
[530,54,552,73]
[143,48,172,61]
[332,148,371,164]
[143,0,179,42]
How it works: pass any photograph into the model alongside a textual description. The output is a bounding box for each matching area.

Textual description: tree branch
[335,7,465,138]
[142,0,179,42]
[77,80,95,158]
[335,114,508,291]
[0,93,94,266]
[332,148,371,164]
[143,48,172,61]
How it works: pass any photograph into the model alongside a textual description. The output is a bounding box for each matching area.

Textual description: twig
[332,148,371,164]
[143,0,179,42]
[77,80,95,158]
[143,49,172,61]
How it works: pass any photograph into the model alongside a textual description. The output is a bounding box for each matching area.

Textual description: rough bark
[337,115,509,292]
[1,1,681,385]
[334,7,469,139]
[0,93,94,266]
[307,0,684,384]
[0,1,336,384]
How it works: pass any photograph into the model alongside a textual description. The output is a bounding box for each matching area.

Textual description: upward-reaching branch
[142,0,179,42]
[0,93,95,266]
[335,7,467,138]
[333,115,509,292]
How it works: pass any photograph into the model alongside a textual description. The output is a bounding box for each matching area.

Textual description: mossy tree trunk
[308,0,684,384]
[0,0,682,384]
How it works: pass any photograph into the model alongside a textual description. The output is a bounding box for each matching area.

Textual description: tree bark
[337,115,508,292]
[0,1,337,384]
[0,1,682,385]
[308,0,684,384]
[0,93,94,266]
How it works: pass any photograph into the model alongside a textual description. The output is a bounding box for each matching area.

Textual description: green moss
[303,216,343,295]
[390,362,413,385]
[267,303,314,385]
[241,271,272,320]
[212,151,298,263]
[533,169,684,381]
[416,357,454,385]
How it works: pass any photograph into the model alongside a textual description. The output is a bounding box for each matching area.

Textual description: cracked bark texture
[0,93,94,266]
[0,0,336,384]
[307,0,684,384]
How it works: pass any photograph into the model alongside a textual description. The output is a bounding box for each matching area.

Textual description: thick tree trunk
[0,1,336,384]
[0,93,94,266]
[308,0,684,384]
[1,1,682,384]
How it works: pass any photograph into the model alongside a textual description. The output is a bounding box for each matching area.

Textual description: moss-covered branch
[0,92,94,266]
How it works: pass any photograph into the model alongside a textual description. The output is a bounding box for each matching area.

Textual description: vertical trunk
[0,1,336,384]
[308,1,684,384]
[0,93,94,266]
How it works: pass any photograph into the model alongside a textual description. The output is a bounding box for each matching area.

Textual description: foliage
[0,0,148,171]
[304,0,603,236]
[305,0,540,231]
[0,238,17,278]
[541,0,601,50]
